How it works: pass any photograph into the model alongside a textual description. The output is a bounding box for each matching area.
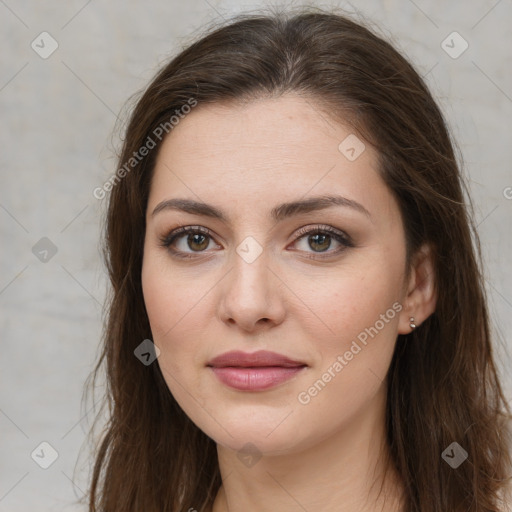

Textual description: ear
[397,243,437,334]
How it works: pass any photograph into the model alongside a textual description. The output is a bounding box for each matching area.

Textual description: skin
[141,93,437,512]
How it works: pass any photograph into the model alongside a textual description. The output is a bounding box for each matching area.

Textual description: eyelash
[158,224,354,260]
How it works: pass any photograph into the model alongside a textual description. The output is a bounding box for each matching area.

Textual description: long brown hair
[81,6,512,511]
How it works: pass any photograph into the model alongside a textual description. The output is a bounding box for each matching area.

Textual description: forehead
[148,93,397,226]
[158,93,357,163]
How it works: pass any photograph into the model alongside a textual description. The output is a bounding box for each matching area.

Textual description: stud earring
[409,317,416,330]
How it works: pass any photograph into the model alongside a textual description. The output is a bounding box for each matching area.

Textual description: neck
[211,386,404,512]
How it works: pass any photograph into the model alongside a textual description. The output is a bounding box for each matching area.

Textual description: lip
[208,350,306,368]
[207,350,307,391]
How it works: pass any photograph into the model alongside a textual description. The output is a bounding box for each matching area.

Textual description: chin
[214,428,302,456]
[183,401,302,453]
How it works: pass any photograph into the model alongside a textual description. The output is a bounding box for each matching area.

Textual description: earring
[409,317,416,330]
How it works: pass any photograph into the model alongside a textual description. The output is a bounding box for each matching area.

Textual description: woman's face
[141,93,412,455]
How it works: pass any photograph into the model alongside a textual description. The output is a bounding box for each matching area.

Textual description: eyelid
[291,224,353,246]
[158,223,354,259]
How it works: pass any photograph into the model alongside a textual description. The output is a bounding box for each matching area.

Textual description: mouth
[207,350,308,391]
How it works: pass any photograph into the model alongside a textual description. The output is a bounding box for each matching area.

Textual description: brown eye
[185,232,210,251]
[159,226,219,259]
[159,224,354,260]
[291,225,354,258]
[307,233,332,252]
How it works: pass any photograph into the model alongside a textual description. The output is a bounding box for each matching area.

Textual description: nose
[217,247,286,333]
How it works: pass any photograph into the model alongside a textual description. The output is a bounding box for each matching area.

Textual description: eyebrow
[151,194,372,223]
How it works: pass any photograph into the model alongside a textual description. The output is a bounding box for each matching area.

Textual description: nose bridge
[219,235,284,329]
[230,236,271,301]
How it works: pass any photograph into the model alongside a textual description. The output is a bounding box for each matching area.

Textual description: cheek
[299,295,399,401]
[291,258,402,351]
[141,254,205,374]
[293,289,400,445]
[141,244,212,335]
[290,262,402,408]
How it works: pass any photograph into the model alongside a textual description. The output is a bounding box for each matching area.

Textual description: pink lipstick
[207,350,307,391]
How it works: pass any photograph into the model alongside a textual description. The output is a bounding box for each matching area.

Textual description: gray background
[1,1,511,510]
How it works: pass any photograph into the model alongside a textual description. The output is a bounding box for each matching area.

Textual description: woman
[83,6,512,511]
